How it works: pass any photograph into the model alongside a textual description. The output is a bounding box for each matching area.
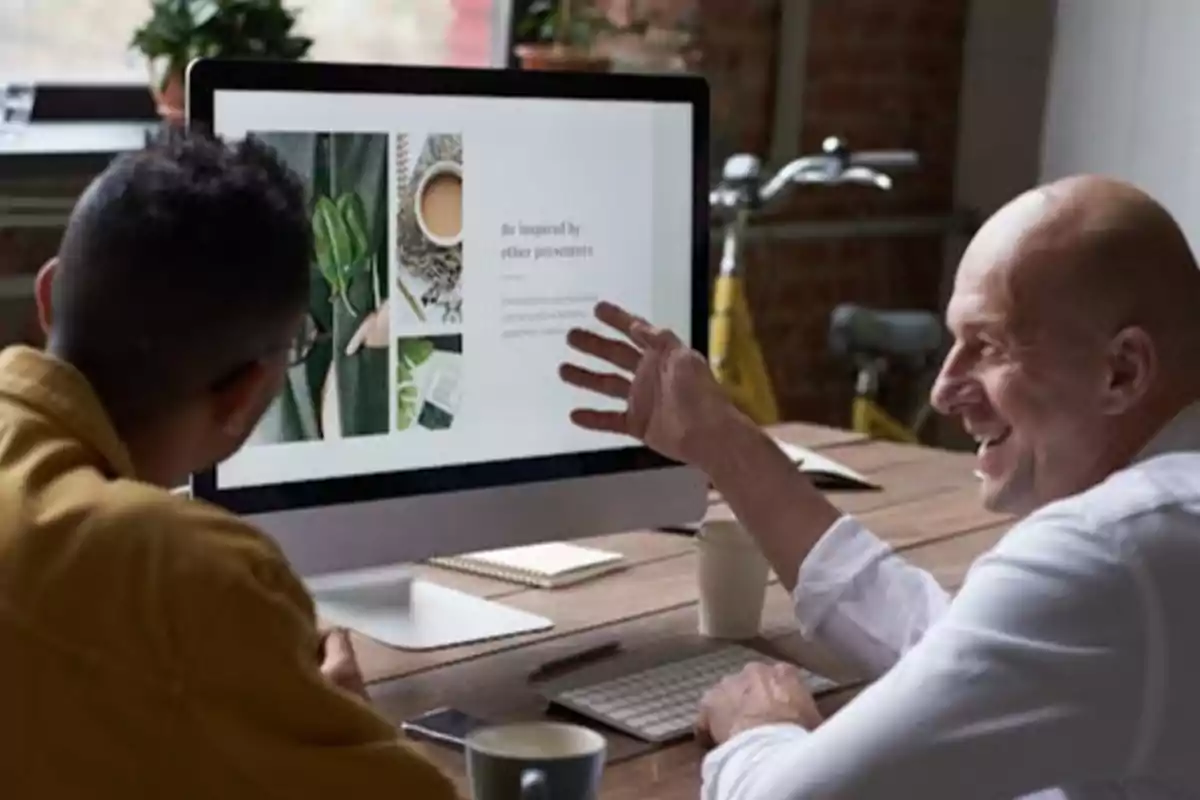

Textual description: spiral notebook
[428,542,627,589]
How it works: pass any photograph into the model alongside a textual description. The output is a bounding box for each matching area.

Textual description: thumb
[319,627,370,702]
[321,627,353,666]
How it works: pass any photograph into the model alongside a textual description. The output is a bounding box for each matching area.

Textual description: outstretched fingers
[559,363,632,400]
[594,300,643,337]
[594,300,681,352]
[568,408,629,434]
[560,361,633,436]
[566,327,641,372]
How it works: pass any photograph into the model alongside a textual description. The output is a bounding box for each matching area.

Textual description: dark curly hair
[50,128,313,430]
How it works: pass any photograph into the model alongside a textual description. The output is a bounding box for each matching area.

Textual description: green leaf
[187,0,220,26]
[130,0,310,61]
[282,35,314,59]
[312,195,350,292]
[396,367,421,431]
[399,338,435,370]
[518,9,549,37]
[337,191,370,267]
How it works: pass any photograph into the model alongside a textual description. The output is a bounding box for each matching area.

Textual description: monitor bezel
[186,58,711,516]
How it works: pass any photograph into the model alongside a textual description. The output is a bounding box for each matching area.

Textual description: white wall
[1041,0,1200,249]
[942,0,1055,306]
[955,0,1056,219]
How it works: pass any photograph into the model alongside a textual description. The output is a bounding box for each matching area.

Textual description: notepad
[773,438,880,490]
[428,542,627,589]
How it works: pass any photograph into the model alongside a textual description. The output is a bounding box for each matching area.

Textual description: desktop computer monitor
[185,59,710,645]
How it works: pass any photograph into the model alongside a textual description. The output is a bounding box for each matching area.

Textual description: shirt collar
[1135,400,1200,463]
[0,345,135,478]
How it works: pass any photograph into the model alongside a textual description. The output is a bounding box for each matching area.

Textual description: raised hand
[558,301,740,468]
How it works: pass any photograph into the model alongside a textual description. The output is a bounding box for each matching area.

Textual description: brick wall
[684,0,779,164]
[695,0,968,427]
[0,227,57,348]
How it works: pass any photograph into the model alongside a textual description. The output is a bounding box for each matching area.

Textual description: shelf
[0,121,153,181]
[0,122,152,157]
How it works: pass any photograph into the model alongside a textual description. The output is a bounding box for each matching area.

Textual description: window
[0,0,499,84]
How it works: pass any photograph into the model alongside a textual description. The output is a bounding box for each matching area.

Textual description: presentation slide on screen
[211,89,693,489]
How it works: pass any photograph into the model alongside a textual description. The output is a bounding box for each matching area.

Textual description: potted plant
[514,0,614,72]
[130,0,313,124]
[600,2,699,75]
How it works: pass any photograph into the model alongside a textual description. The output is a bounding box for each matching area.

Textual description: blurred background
[2,1,1187,449]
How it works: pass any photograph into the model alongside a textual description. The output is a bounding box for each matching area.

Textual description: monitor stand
[304,564,554,651]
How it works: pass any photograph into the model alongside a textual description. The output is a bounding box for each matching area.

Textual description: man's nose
[930,350,977,414]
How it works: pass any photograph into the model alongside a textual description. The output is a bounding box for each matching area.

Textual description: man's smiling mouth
[973,427,1012,453]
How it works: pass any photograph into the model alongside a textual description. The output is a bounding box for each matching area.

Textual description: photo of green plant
[243,130,392,445]
[396,334,463,432]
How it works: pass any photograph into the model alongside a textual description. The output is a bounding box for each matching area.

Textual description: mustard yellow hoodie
[0,346,456,798]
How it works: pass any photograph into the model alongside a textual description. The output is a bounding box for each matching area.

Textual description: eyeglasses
[208,313,329,393]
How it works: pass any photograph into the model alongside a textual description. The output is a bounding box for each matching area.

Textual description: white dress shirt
[702,403,1200,800]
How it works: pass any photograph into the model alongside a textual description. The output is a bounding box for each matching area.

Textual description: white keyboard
[541,643,847,743]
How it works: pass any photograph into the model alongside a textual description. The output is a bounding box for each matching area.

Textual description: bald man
[560,175,1200,799]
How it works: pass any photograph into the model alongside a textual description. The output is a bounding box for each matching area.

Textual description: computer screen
[188,62,707,517]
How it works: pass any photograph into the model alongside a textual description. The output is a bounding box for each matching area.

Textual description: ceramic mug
[415,159,464,247]
[466,721,606,800]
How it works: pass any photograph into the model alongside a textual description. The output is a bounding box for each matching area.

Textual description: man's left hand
[319,626,371,703]
[697,662,824,747]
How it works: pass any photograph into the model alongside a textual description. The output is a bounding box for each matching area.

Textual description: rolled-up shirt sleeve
[701,515,1147,800]
[793,515,952,678]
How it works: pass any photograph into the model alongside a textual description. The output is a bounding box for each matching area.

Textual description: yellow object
[708,273,780,425]
[851,394,920,444]
[0,347,455,798]
[707,273,921,443]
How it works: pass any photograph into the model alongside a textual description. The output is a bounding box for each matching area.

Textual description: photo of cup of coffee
[415,160,463,248]
[395,132,464,326]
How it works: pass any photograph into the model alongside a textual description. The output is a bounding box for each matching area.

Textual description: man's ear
[1101,326,1156,415]
[33,257,58,336]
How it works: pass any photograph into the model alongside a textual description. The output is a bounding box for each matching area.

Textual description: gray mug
[465,721,606,800]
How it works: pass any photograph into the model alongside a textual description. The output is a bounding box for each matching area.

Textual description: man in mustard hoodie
[0,131,457,798]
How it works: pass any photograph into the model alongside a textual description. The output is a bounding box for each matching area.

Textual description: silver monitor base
[305,564,553,651]
[250,466,708,578]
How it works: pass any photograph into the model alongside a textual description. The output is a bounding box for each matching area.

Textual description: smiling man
[560,175,1200,798]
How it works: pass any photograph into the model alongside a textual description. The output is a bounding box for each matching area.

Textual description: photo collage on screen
[239,129,463,446]
[392,130,464,434]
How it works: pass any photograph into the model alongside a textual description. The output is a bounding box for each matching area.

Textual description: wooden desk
[357,423,1011,798]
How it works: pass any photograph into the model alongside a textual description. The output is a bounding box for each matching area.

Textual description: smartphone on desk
[401,707,488,752]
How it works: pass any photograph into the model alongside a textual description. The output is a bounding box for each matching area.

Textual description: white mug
[696,518,770,640]
[415,160,464,248]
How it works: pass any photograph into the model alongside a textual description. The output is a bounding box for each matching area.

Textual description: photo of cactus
[243,130,392,444]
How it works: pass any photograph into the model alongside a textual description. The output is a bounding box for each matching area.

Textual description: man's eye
[978,339,1001,358]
